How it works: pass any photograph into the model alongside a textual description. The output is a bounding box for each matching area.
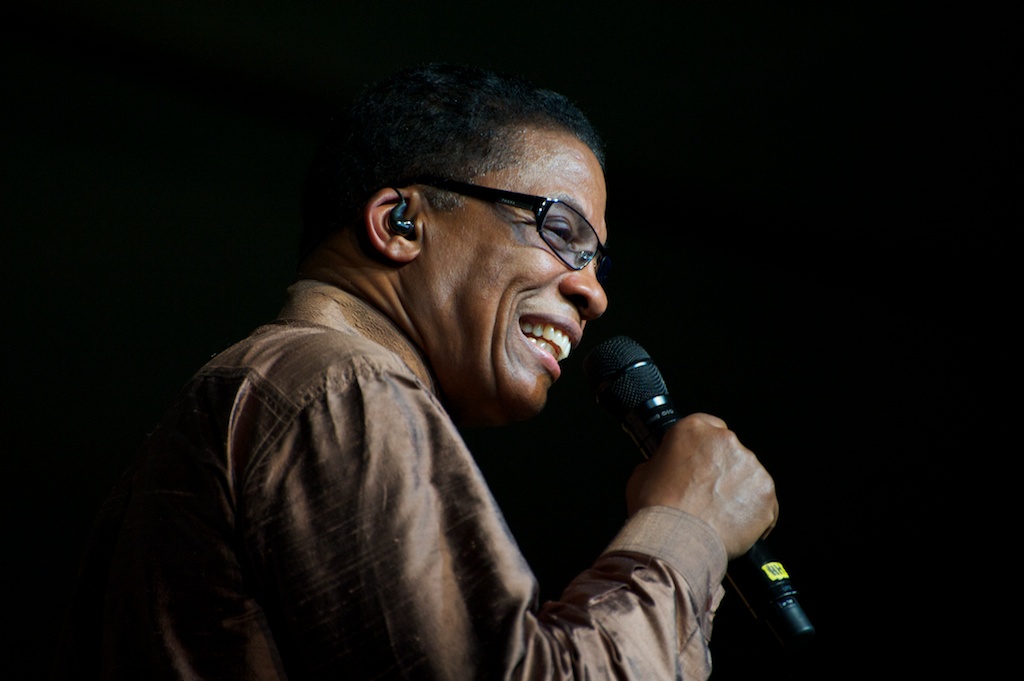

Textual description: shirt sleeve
[238,352,728,680]
[530,508,728,680]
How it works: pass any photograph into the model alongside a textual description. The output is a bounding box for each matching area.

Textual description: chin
[449,389,549,428]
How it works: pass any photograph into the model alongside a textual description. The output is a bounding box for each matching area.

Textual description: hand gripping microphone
[583,335,815,649]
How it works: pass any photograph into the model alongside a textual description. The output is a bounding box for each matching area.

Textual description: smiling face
[406,126,609,426]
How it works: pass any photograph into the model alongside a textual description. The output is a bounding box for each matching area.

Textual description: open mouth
[521,321,571,361]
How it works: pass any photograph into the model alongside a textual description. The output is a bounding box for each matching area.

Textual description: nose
[559,265,608,322]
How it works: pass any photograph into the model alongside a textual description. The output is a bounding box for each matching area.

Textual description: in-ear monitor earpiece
[388,189,415,237]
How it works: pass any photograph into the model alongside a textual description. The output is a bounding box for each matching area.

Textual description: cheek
[448,247,520,314]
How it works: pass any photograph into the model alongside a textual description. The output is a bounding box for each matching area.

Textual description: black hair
[299,63,605,261]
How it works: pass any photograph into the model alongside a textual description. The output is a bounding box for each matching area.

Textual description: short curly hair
[299,63,605,260]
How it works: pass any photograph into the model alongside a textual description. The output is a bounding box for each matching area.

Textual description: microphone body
[584,335,815,649]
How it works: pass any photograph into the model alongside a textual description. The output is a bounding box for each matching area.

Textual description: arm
[239,361,743,679]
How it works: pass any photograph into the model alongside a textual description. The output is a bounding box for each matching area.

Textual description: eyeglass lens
[539,202,607,282]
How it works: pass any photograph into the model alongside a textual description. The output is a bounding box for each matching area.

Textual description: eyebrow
[548,192,598,225]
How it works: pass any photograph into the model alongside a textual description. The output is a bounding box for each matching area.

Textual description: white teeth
[521,322,571,361]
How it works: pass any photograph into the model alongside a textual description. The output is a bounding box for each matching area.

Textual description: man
[54,63,777,679]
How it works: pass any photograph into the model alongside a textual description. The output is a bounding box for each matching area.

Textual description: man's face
[410,127,609,426]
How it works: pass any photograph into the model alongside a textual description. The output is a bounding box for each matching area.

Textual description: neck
[296,233,423,357]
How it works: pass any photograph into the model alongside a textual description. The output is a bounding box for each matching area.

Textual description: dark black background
[2,2,1010,678]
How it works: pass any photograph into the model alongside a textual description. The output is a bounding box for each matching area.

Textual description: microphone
[583,335,815,650]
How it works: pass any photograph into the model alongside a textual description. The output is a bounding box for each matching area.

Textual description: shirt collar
[276,279,437,394]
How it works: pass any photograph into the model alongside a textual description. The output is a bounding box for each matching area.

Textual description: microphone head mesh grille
[584,336,668,418]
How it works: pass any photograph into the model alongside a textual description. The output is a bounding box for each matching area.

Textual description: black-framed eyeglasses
[414,177,611,284]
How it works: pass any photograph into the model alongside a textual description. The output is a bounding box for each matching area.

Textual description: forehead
[482,127,608,238]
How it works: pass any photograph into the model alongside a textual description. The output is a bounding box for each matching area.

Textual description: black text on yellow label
[760,561,790,581]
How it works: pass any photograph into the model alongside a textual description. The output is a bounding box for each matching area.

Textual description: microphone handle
[728,540,816,649]
[624,395,815,649]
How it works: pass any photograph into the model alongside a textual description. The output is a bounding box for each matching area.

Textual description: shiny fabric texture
[53,280,727,680]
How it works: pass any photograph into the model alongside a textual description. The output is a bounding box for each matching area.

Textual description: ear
[363,187,424,264]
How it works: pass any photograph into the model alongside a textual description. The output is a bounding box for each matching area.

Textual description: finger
[690,412,728,429]
[760,503,780,540]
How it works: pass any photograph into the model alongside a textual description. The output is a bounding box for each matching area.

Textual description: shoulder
[203,320,427,406]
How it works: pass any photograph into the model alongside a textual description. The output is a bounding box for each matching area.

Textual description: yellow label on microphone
[760,561,790,581]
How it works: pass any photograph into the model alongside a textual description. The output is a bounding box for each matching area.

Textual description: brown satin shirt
[54,280,727,680]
